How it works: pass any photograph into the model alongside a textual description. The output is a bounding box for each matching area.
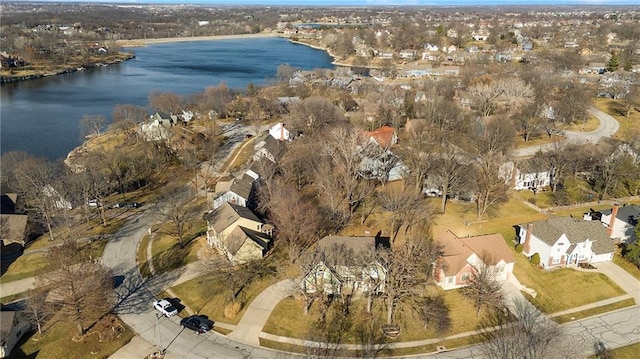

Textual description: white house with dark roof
[516,217,615,269]
[501,158,553,191]
[212,174,256,210]
[434,231,515,290]
[600,204,640,244]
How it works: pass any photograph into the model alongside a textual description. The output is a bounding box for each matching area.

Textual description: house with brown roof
[0,194,28,250]
[516,217,615,269]
[434,231,514,290]
[302,235,390,296]
[253,134,287,163]
[204,202,272,264]
[361,126,398,149]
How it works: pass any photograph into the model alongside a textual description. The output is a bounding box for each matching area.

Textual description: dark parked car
[122,202,141,209]
[180,315,213,333]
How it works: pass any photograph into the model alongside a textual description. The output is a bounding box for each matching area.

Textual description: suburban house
[139,115,171,141]
[516,217,616,269]
[598,204,640,244]
[268,122,290,141]
[253,135,287,163]
[358,126,406,182]
[204,202,272,264]
[361,126,398,149]
[501,158,553,191]
[212,174,256,210]
[0,194,28,250]
[0,309,31,358]
[302,235,390,296]
[434,231,515,291]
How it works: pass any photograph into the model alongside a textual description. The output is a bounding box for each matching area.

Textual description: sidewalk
[227,279,298,345]
[0,277,35,297]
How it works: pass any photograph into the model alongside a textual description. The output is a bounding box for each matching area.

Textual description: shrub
[224,301,242,319]
[515,244,523,253]
[530,252,541,265]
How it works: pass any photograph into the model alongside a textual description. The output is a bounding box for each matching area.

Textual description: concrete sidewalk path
[227,279,298,345]
[595,261,640,304]
[0,277,35,297]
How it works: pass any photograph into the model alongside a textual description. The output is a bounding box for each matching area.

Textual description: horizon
[12,1,640,7]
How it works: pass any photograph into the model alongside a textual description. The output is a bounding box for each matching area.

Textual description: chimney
[607,204,618,237]
[280,123,285,141]
[523,223,533,254]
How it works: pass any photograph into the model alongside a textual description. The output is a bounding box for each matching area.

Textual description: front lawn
[170,260,282,325]
[14,315,134,359]
[613,249,640,281]
[263,289,488,343]
[552,297,636,324]
[0,253,48,283]
[514,260,625,313]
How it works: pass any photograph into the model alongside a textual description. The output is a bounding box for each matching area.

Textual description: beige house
[204,202,272,264]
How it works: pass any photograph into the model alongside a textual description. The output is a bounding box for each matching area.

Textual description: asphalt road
[512,107,620,158]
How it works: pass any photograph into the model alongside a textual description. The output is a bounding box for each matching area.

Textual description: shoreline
[117,32,280,47]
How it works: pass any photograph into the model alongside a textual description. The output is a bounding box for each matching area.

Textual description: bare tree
[79,114,106,138]
[377,183,432,242]
[155,185,198,248]
[263,179,322,263]
[379,236,437,329]
[413,294,451,333]
[430,144,472,213]
[288,96,346,137]
[479,298,576,359]
[13,156,60,240]
[473,152,509,220]
[37,239,114,337]
[25,288,50,335]
[148,90,182,115]
[461,259,505,317]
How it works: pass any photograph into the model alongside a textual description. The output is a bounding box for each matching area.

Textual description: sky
[24,0,640,5]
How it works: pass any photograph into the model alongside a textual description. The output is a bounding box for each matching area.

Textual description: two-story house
[204,202,272,264]
[516,217,615,269]
[302,235,390,296]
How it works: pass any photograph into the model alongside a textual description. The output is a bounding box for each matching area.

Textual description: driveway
[595,261,640,304]
[512,107,619,158]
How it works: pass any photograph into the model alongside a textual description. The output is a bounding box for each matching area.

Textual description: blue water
[0,37,334,160]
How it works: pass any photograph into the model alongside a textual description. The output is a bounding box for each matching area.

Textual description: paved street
[512,107,619,158]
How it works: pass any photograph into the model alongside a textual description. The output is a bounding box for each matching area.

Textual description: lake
[0,37,334,160]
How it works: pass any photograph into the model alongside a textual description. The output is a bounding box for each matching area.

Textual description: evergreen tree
[606,53,620,72]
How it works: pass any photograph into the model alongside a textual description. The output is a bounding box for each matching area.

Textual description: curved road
[102,211,286,359]
[512,107,620,158]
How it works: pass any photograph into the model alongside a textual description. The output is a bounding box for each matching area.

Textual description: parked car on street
[153,299,178,317]
[180,315,213,333]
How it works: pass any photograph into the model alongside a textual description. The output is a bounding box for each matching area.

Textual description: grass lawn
[137,234,152,279]
[151,231,203,275]
[588,342,640,359]
[263,289,487,343]
[170,263,281,325]
[564,114,600,132]
[613,251,640,281]
[1,237,109,284]
[516,262,625,313]
[593,98,640,142]
[514,134,565,149]
[14,315,134,359]
[0,253,48,283]
[551,297,636,324]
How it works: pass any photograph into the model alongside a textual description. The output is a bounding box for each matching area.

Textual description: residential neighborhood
[1,2,640,359]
